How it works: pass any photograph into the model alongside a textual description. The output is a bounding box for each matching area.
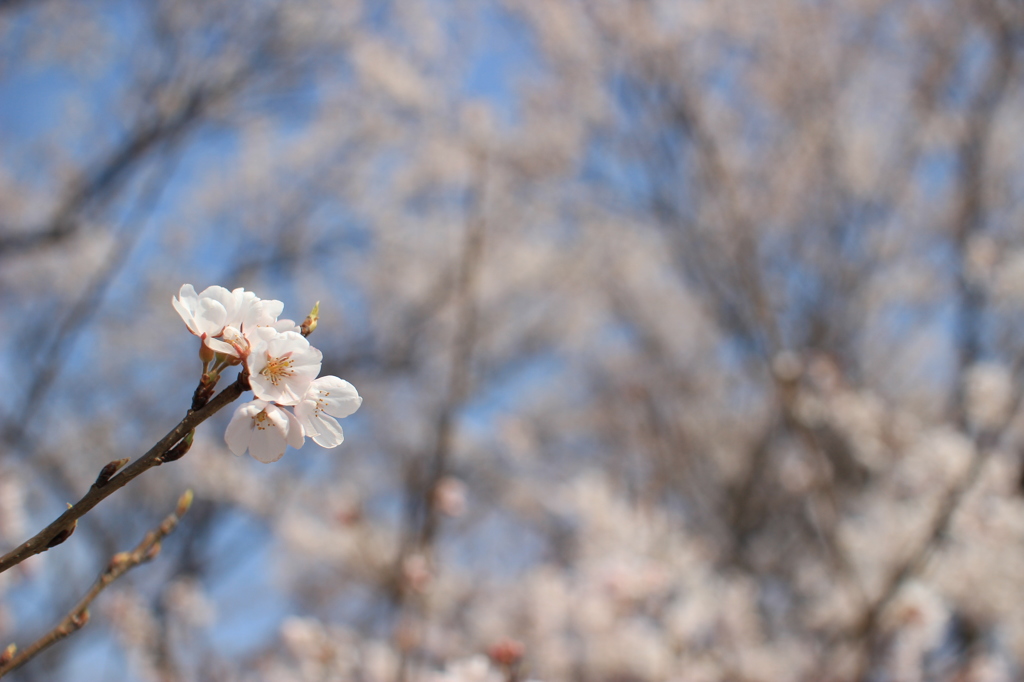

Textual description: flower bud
[199,340,216,365]
[93,458,130,488]
[46,508,76,548]
[488,638,525,668]
[69,610,90,629]
[144,542,162,562]
[176,489,195,517]
[109,552,131,571]
[300,301,319,337]
[161,431,194,463]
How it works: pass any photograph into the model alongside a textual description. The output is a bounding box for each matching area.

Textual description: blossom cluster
[173,284,361,463]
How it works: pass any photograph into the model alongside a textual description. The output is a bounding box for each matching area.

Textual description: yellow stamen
[260,353,295,386]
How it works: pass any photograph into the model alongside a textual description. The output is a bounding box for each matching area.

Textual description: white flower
[206,317,297,359]
[224,400,305,463]
[247,329,322,405]
[172,284,243,341]
[294,376,362,448]
[174,284,293,359]
[176,284,360,461]
[231,297,299,337]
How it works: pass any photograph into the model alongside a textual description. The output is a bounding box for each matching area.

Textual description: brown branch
[0,370,249,575]
[0,489,196,678]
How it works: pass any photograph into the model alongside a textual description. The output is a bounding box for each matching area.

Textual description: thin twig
[0,371,248,575]
[417,151,487,551]
[0,489,196,678]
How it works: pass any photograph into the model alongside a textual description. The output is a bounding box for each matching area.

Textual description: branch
[0,74,245,258]
[848,442,991,642]
[0,489,196,678]
[838,363,1024,678]
[0,371,249,575]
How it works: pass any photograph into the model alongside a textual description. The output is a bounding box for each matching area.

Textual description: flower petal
[282,407,306,449]
[270,318,300,333]
[294,376,359,449]
[196,297,228,336]
[178,284,198,303]
[172,284,200,334]
[224,400,265,457]
[248,425,288,463]
[242,298,284,329]
[315,376,363,418]
[310,414,344,448]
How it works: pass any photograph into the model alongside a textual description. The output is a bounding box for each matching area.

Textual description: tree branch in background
[391,151,488,680]
[0,74,244,258]
[0,489,195,679]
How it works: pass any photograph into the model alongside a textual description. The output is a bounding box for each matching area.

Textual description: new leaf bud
[300,301,320,337]
[176,489,195,517]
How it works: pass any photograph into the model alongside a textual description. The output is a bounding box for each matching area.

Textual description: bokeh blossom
[11,3,1024,680]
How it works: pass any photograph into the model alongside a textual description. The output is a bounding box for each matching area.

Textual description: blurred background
[2,1,1024,680]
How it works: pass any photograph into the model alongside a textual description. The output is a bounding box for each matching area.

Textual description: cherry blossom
[247,329,323,405]
[207,313,298,359]
[174,285,359,461]
[294,376,363,448]
[174,284,294,359]
[172,284,244,342]
[224,400,305,463]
